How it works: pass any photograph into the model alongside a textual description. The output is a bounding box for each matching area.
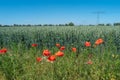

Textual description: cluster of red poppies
[35,44,65,63]
[84,38,104,47]
[0,38,104,65]
[34,43,77,63]
[84,38,104,64]
[34,38,104,63]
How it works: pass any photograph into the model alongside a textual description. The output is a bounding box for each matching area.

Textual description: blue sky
[0,0,120,25]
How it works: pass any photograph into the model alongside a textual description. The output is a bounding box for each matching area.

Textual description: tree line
[0,22,74,27]
[0,22,120,27]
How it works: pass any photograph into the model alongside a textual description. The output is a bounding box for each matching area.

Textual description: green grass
[0,26,120,80]
[0,42,120,80]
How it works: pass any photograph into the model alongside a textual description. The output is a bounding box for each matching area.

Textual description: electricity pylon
[93,11,105,25]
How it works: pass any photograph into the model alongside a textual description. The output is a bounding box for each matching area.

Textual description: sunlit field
[0,26,120,80]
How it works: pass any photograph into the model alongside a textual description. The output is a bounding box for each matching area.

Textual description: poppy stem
[52,62,55,80]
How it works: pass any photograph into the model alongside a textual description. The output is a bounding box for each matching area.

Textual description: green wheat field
[0,26,120,80]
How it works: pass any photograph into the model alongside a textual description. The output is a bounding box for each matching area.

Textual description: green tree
[114,22,120,26]
[0,24,2,27]
[106,23,112,26]
[68,22,74,26]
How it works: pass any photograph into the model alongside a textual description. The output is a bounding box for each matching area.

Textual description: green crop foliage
[0,26,120,80]
[0,26,120,52]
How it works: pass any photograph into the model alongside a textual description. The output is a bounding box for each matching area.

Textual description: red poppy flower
[43,49,51,56]
[0,50,5,54]
[87,60,93,64]
[2,48,7,53]
[72,47,77,52]
[85,41,91,47]
[47,55,56,62]
[95,38,104,45]
[56,43,60,48]
[32,43,38,47]
[60,46,65,51]
[55,51,64,57]
[0,48,7,54]
[36,57,42,62]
